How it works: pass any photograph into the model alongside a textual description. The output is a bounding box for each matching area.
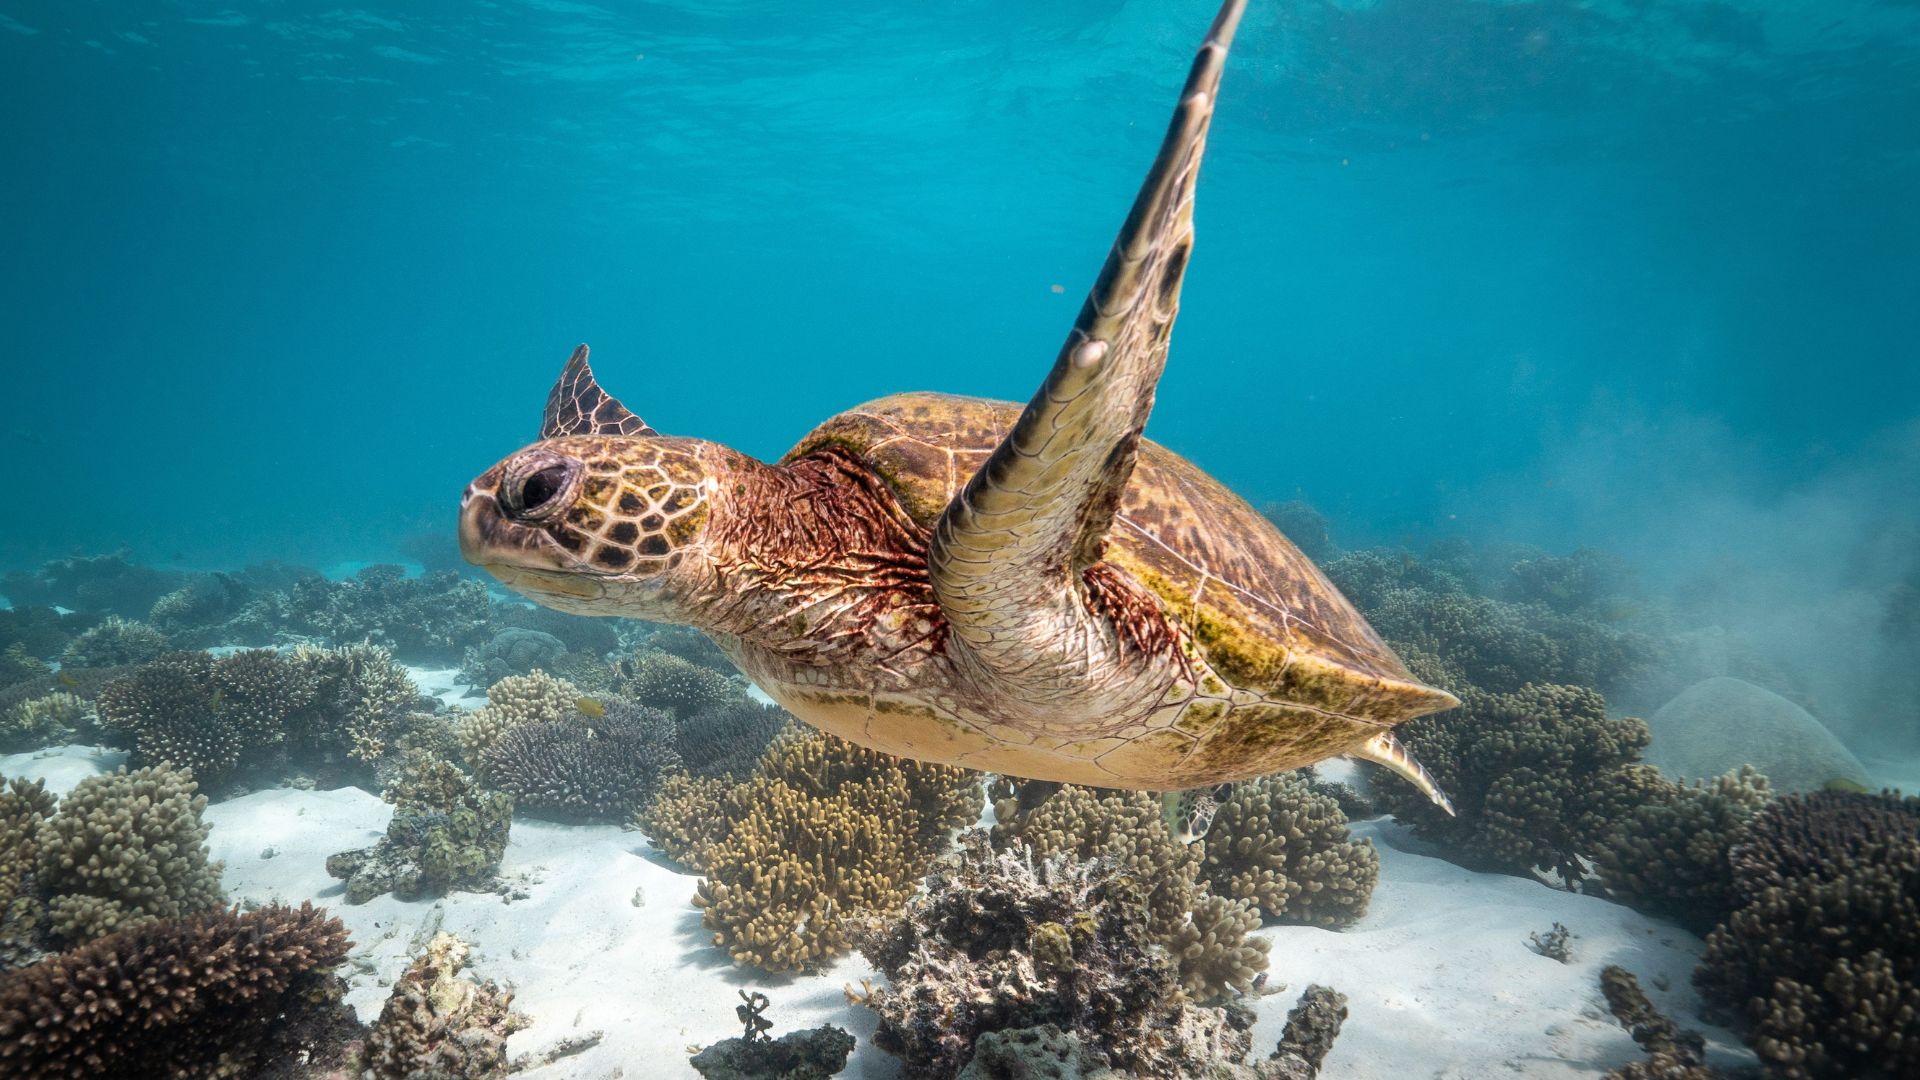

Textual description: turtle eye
[503,456,580,521]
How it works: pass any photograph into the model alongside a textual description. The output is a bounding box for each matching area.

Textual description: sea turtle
[457,0,1459,816]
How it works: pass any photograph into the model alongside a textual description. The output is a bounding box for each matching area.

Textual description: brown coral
[357,932,526,1080]
[1590,766,1771,932]
[1199,773,1379,929]
[0,902,353,1079]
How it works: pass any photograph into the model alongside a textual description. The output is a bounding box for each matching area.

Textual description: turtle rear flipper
[928,0,1247,675]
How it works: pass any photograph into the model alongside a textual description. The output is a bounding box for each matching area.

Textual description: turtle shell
[784,391,1452,725]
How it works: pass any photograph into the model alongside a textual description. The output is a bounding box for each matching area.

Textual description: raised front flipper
[929,0,1247,670]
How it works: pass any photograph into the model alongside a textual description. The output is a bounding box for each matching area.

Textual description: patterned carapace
[457,0,1460,810]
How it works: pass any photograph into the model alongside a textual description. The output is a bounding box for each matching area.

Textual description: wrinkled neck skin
[677,449,948,682]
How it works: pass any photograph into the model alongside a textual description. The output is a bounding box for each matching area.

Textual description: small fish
[1824,777,1870,795]
[575,696,606,719]
[210,688,224,712]
[58,671,79,690]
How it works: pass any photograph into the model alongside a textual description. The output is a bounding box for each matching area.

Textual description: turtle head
[458,345,734,621]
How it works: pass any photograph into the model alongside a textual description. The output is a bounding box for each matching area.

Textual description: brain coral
[32,764,226,945]
[484,697,682,822]
[1199,773,1379,929]
[0,902,353,1080]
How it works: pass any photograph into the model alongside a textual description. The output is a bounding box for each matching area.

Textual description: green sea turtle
[458,0,1459,815]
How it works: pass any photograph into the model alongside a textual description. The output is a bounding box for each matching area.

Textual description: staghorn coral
[989,784,1269,999]
[456,669,578,777]
[1199,773,1379,929]
[458,626,568,690]
[0,902,353,1079]
[59,615,170,669]
[327,751,512,904]
[1,690,92,753]
[484,697,681,822]
[96,649,316,790]
[1600,966,1727,1080]
[287,564,494,664]
[1370,682,1659,882]
[680,699,793,778]
[33,763,226,944]
[1591,766,1772,933]
[615,646,749,719]
[356,931,526,1080]
[1694,790,1920,1080]
[857,831,1256,1080]
[642,727,982,973]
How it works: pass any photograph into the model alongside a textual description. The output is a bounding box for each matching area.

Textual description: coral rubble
[0,902,353,1079]
[689,990,855,1080]
[1599,966,1727,1080]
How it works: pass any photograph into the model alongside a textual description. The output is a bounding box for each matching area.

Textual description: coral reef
[287,564,494,664]
[484,696,681,822]
[33,763,226,944]
[1198,773,1379,928]
[146,572,263,647]
[459,626,568,690]
[327,751,512,903]
[356,931,526,1080]
[1590,766,1771,933]
[0,776,56,970]
[1,690,92,752]
[857,831,1257,1080]
[497,601,622,659]
[0,643,51,691]
[285,641,421,771]
[0,604,91,662]
[1599,966,1727,1080]
[456,669,579,777]
[990,785,1269,999]
[0,549,184,618]
[1370,682,1658,882]
[1260,500,1337,563]
[59,614,170,669]
[638,727,981,973]
[1528,923,1574,963]
[690,990,855,1080]
[1694,790,1920,1080]
[640,623,739,672]
[0,902,353,1079]
[615,646,749,719]
[96,649,316,790]
[679,699,793,778]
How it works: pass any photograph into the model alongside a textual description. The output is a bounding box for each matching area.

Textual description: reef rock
[1646,677,1870,794]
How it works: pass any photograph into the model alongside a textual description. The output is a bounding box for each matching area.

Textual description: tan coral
[1200,773,1379,929]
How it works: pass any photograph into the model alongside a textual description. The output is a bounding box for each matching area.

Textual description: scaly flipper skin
[543,344,657,439]
[929,0,1247,675]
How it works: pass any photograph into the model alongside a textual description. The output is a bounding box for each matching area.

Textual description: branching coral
[0,604,88,662]
[857,831,1257,1080]
[327,751,512,904]
[1590,766,1771,932]
[287,564,494,664]
[32,764,226,945]
[1370,682,1658,882]
[1199,773,1379,928]
[0,550,184,618]
[614,646,748,719]
[0,902,353,1080]
[147,572,259,647]
[0,776,56,969]
[679,699,792,778]
[638,727,982,974]
[285,641,420,770]
[96,649,316,790]
[1695,790,1920,1080]
[356,931,526,1080]
[1,690,92,753]
[59,615,171,669]
[0,643,50,691]
[484,697,681,822]
[456,669,579,777]
[989,784,1269,999]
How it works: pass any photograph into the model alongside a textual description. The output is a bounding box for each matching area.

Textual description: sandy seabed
[0,740,1775,1080]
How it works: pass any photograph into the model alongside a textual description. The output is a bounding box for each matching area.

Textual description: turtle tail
[1349,731,1456,816]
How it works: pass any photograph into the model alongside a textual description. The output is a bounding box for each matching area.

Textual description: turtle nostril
[518,464,571,513]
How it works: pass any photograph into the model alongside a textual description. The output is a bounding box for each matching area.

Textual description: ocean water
[2,1,1918,1077]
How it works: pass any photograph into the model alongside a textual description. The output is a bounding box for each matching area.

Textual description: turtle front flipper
[928,0,1246,672]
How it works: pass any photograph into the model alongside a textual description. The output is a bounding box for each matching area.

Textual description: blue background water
[3,0,1916,587]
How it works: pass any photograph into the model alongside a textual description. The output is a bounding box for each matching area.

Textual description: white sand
[0,744,128,795]
[6,744,1760,1079]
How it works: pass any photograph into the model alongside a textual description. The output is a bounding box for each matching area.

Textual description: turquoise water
[5,0,1914,573]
